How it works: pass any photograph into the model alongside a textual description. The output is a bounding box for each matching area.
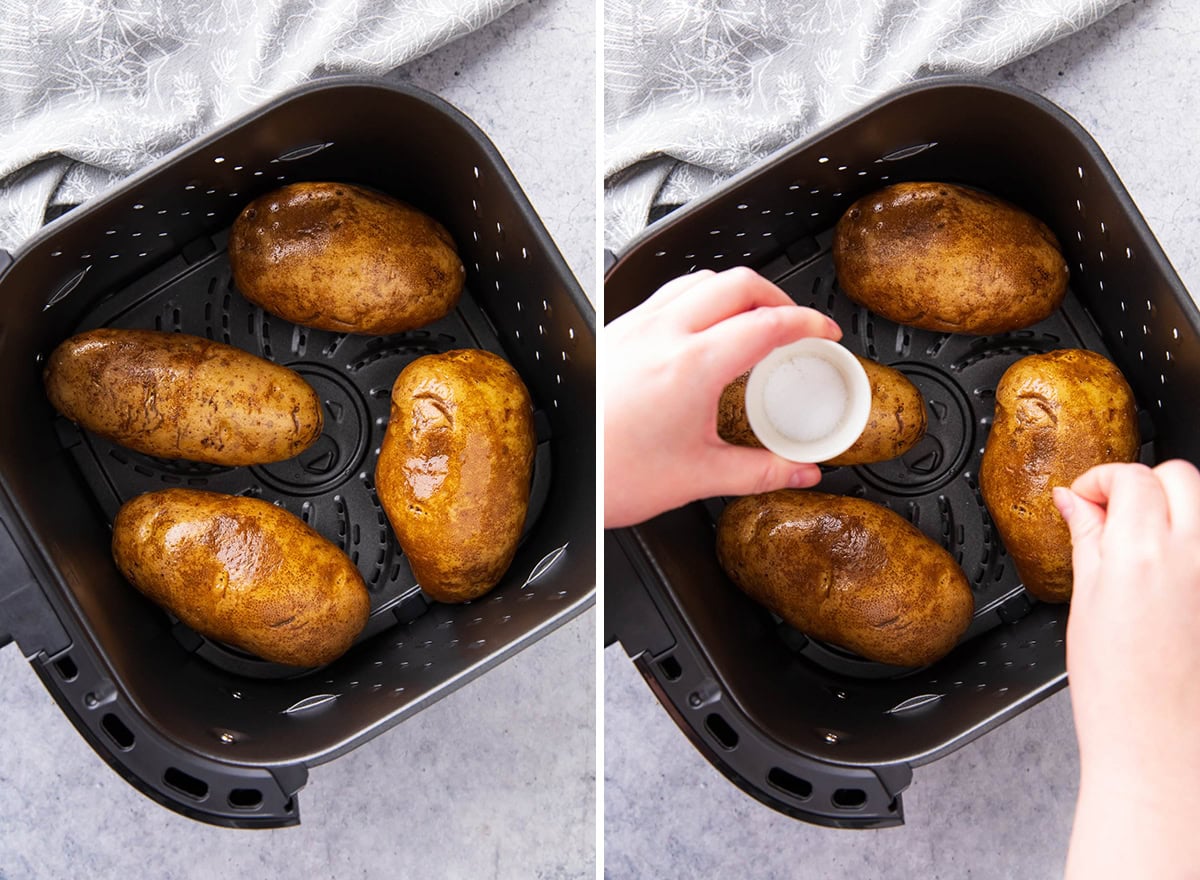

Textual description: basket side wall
[607,80,1199,767]
[0,81,595,766]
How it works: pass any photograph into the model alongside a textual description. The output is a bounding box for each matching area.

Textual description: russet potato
[717,356,926,466]
[716,490,974,667]
[375,349,535,603]
[229,182,464,336]
[43,328,322,466]
[980,349,1139,602]
[112,489,370,667]
[833,182,1069,334]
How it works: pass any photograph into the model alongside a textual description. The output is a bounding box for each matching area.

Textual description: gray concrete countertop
[604,0,1199,876]
[0,2,595,878]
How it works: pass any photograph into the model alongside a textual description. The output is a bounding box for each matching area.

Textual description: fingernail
[824,316,842,338]
[787,467,819,489]
[1051,486,1073,520]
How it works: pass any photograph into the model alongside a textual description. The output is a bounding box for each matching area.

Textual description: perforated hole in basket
[53,232,555,680]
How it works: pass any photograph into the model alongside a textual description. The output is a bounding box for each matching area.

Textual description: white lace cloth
[605,0,1130,251]
[0,0,519,253]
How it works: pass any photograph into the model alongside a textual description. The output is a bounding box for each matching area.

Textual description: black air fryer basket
[605,77,1199,828]
[0,77,595,827]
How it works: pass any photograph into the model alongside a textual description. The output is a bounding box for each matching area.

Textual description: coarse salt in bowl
[744,337,872,463]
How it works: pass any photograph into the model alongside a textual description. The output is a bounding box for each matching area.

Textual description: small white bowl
[744,337,872,464]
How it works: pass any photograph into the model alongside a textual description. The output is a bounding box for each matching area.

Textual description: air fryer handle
[0,246,67,657]
[0,511,70,658]
[0,489,308,826]
[610,524,914,828]
[604,528,676,654]
[634,631,914,829]
[25,623,310,827]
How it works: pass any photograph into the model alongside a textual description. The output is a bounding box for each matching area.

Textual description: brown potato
[228,182,465,335]
[43,328,322,466]
[717,356,926,466]
[112,489,370,667]
[980,349,1139,603]
[716,372,757,447]
[376,349,535,603]
[716,490,974,666]
[832,182,1069,334]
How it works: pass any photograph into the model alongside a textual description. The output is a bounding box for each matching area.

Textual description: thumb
[703,445,823,499]
[1052,486,1106,591]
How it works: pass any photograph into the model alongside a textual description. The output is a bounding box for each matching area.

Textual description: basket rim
[604,73,1200,785]
[606,74,1188,319]
[9,73,595,330]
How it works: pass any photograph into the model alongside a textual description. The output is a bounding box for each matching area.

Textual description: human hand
[1054,460,1200,877]
[604,267,841,528]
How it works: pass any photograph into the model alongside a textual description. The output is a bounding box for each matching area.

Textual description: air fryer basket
[0,77,595,827]
[605,77,1199,828]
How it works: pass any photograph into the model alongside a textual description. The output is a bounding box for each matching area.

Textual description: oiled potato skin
[980,349,1139,603]
[716,490,974,666]
[376,349,535,603]
[716,372,757,446]
[833,182,1069,334]
[717,357,927,465]
[112,489,370,666]
[229,182,465,335]
[43,328,322,465]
